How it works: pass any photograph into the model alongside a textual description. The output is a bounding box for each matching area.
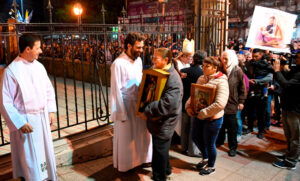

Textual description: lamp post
[158,0,168,26]
[101,4,106,24]
[47,0,53,23]
[73,3,83,25]
[12,0,18,21]
[121,6,126,25]
[140,8,144,25]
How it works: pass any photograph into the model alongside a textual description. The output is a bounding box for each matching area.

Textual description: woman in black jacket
[139,48,183,181]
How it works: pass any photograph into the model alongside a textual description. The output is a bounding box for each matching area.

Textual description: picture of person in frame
[195,91,209,112]
[256,15,283,48]
[139,75,158,112]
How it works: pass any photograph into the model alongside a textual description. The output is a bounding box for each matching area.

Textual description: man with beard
[110,32,152,172]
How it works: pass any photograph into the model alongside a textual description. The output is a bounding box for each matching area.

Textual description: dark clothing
[217,114,238,150]
[281,110,300,166]
[224,66,246,114]
[196,117,223,167]
[151,136,172,181]
[274,66,300,115]
[253,60,273,77]
[247,96,268,133]
[181,65,203,112]
[145,64,183,140]
[274,66,300,166]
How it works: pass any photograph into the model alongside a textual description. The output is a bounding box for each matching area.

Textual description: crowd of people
[41,34,185,66]
[0,31,299,181]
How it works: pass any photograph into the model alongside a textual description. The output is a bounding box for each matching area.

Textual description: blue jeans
[265,94,273,129]
[192,117,223,167]
[236,110,243,136]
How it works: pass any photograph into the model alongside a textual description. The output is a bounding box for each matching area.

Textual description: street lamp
[73,3,83,25]
[47,0,53,23]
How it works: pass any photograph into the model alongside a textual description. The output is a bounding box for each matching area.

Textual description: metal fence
[0,23,194,149]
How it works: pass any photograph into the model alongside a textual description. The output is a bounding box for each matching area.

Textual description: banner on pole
[246,6,297,53]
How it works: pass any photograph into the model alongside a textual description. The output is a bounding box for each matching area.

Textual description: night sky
[0,0,45,23]
[0,0,125,23]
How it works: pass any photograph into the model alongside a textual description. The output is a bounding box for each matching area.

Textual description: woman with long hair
[185,56,229,175]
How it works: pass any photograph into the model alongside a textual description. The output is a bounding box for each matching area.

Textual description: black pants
[217,114,238,150]
[152,136,172,181]
[247,96,268,133]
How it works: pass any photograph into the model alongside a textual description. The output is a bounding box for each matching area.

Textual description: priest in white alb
[110,32,152,172]
[0,33,57,181]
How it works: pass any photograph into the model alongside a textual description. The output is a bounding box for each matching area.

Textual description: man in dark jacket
[180,50,206,157]
[140,48,183,181]
[244,49,273,139]
[272,52,300,170]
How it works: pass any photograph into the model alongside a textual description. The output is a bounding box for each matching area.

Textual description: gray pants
[282,110,300,166]
[181,112,200,156]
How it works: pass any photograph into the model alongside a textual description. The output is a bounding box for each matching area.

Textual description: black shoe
[257,132,264,139]
[272,161,296,170]
[275,155,285,161]
[242,129,252,135]
[166,169,172,176]
[199,167,215,175]
[228,149,237,157]
[196,160,208,170]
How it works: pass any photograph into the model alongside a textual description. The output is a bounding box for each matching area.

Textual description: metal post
[47,0,53,23]
[195,0,201,50]
[122,6,126,25]
[140,8,144,25]
[12,0,18,21]
[101,4,106,24]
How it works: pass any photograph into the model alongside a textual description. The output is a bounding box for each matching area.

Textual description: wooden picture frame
[136,68,170,114]
[191,83,216,113]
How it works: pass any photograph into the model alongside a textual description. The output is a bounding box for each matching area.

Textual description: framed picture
[191,83,216,113]
[136,68,170,114]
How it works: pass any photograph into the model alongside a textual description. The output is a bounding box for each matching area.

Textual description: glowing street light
[73,3,83,25]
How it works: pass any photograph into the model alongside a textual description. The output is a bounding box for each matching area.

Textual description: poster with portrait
[246,6,297,53]
[191,84,216,113]
[136,69,170,114]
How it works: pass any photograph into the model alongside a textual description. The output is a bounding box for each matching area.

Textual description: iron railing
[0,23,193,150]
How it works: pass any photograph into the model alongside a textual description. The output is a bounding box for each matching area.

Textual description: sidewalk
[57,126,300,181]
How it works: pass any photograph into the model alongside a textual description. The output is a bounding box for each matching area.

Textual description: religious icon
[246,6,297,53]
[136,69,170,114]
[191,84,216,113]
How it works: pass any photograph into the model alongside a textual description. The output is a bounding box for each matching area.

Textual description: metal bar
[88,34,95,120]
[79,27,88,130]
[0,116,4,145]
[61,34,70,126]
[50,24,61,138]
[71,34,79,125]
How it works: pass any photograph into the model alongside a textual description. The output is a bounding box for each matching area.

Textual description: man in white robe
[110,32,152,172]
[0,33,57,181]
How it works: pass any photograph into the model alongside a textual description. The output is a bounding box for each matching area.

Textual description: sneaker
[228,149,237,157]
[199,167,215,175]
[196,160,208,170]
[237,135,242,143]
[257,132,264,139]
[272,161,296,170]
[275,155,285,161]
